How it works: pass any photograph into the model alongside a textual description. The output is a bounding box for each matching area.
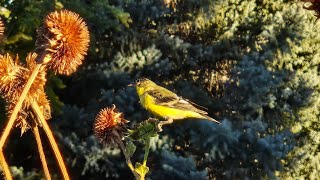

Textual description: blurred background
[0,0,319,179]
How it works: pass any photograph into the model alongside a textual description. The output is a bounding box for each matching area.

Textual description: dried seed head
[26,53,47,97]
[93,105,128,147]
[0,19,4,38]
[0,53,49,135]
[36,10,90,75]
[0,53,47,102]
[0,54,26,101]
[5,100,30,135]
[7,89,51,136]
[35,90,51,120]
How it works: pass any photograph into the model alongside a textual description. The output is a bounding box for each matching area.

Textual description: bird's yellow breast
[140,93,202,120]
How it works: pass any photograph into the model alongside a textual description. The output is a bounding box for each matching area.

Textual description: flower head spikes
[36,10,90,75]
[94,105,129,147]
[34,90,51,121]
[0,53,47,102]
[7,101,30,135]
[0,54,27,101]
[303,0,320,20]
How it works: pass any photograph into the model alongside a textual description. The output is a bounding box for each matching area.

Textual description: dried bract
[0,54,25,101]
[25,53,47,97]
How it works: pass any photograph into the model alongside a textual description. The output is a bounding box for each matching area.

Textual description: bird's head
[128,78,155,95]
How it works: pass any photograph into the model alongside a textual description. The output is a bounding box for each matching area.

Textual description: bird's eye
[135,79,141,84]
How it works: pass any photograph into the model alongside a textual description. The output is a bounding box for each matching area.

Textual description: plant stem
[33,125,51,180]
[143,137,151,166]
[0,63,41,148]
[116,134,141,180]
[0,60,44,179]
[0,151,12,180]
[30,100,70,180]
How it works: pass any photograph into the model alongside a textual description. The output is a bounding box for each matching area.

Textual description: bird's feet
[157,118,173,132]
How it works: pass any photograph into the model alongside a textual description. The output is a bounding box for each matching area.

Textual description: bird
[129,78,220,130]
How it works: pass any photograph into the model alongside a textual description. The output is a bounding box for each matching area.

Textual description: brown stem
[30,100,70,180]
[33,125,51,180]
[0,151,12,180]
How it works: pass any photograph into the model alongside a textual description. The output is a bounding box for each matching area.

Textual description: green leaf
[134,162,149,176]
[128,118,159,141]
[125,140,136,157]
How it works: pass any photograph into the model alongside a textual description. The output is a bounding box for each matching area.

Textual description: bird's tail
[200,114,221,125]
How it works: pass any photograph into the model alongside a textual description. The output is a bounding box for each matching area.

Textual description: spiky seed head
[7,89,50,136]
[0,54,26,101]
[0,53,47,101]
[0,53,49,135]
[93,105,128,147]
[36,10,90,75]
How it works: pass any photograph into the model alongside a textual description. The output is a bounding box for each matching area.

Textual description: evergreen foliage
[0,0,319,179]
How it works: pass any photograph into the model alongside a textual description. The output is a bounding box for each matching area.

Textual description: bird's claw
[157,118,173,132]
[157,123,163,132]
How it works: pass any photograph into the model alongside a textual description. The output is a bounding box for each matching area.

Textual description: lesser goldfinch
[129,78,220,129]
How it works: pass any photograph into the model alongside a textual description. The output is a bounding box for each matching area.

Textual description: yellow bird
[129,78,220,129]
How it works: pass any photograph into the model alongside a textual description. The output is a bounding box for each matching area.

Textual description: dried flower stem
[0,151,12,180]
[0,63,41,147]
[30,100,70,180]
[33,125,51,180]
[116,134,141,180]
[0,61,42,179]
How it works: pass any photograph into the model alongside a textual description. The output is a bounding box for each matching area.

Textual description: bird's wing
[171,98,208,115]
[182,98,208,111]
[146,87,180,105]
[146,88,208,115]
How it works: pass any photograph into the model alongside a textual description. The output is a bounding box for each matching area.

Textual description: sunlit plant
[94,105,160,180]
[0,10,89,180]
